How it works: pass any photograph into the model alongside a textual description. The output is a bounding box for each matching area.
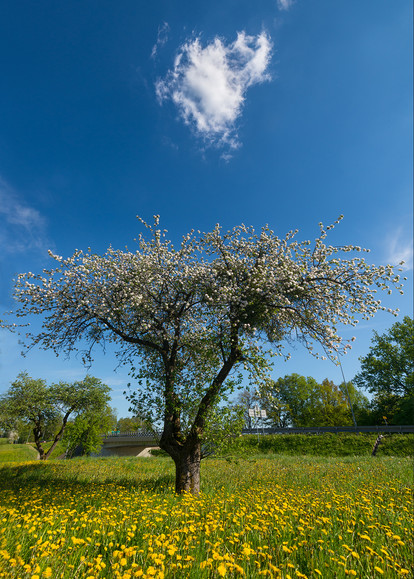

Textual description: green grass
[27,439,68,460]
[0,455,412,578]
[0,439,69,463]
[231,432,414,457]
[0,442,38,463]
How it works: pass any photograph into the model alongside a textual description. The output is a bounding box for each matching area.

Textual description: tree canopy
[354,316,413,425]
[354,316,413,397]
[6,216,404,492]
[116,416,151,433]
[0,373,111,460]
[65,405,117,457]
[259,374,369,427]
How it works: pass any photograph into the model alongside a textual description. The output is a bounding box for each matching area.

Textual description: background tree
[259,374,369,427]
[0,373,111,459]
[312,379,369,426]
[7,216,403,492]
[233,388,261,429]
[354,316,414,424]
[0,414,33,443]
[0,373,59,458]
[65,405,117,457]
[116,415,153,432]
[260,374,319,427]
[339,381,372,426]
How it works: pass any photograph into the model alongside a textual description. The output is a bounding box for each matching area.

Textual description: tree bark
[159,430,202,495]
[44,411,71,460]
[172,443,202,495]
[33,426,46,460]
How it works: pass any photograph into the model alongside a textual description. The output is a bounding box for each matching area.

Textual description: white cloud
[386,227,413,270]
[277,0,295,11]
[151,22,170,59]
[0,179,49,257]
[155,31,272,150]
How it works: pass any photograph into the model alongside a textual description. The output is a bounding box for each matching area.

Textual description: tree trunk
[160,432,202,495]
[33,426,46,460]
[173,443,202,495]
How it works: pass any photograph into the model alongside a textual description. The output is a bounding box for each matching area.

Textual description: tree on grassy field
[5,215,404,493]
[0,373,111,459]
[65,405,117,456]
[0,374,59,455]
[354,316,414,424]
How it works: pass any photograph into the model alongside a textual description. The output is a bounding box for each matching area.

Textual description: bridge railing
[103,425,414,439]
[241,425,414,434]
[104,431,161,439]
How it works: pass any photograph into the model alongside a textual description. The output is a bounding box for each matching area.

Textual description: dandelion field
[0,456,412,578]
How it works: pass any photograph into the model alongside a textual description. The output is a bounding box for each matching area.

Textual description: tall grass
[0,455,412,578]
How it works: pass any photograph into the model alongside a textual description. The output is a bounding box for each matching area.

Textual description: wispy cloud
[0,179,49,257]
[151,22,170,59]
[155,31,272,151]
[385,227,413,270]
[277,0,295,11]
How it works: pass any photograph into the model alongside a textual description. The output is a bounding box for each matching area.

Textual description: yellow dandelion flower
[374,568,384,575]
[218,563,227,577]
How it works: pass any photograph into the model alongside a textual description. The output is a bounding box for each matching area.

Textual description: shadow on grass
[0,460,175,495]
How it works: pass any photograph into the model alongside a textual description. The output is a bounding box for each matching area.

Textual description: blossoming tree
[8,216,403,493]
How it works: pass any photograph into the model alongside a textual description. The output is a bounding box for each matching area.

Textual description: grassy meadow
[0,439,38,463]
[0,454,412,578]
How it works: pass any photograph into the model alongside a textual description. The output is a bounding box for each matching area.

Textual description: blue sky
[0,0,412,417]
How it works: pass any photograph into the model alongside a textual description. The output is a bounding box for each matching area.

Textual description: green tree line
[237,317,413,428]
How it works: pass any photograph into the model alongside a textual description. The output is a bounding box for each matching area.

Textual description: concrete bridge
[100,431,160,457]
[100,425,413,457]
